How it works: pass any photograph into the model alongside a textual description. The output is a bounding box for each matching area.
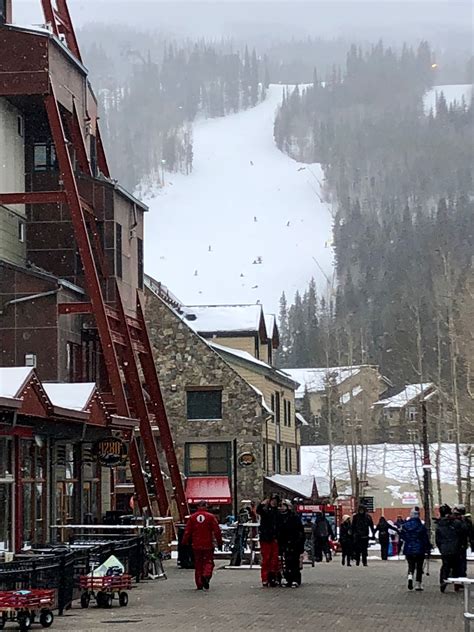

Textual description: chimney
[1,0,12,24]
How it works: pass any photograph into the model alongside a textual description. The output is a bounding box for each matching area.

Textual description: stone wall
[145,288,267,505]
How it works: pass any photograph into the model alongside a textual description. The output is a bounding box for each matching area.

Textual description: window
[289,448,293,472]
[407,406,417,421]
[66,342,82,382]
[263,445,266,471]
[446,430,454,442]
[17,115,24,137]
[271,445,276,472]
[33,142,57,172]
[284,400,292,427]
[270,394,275,421]
[137,237,143,290]
[185,442,230,475]
[18,219,25,243]
[275,392,281,424]
[115,222,123,279]
[89,135,97,176]
[284,448,289,472]
[276,445,281,473]
[20,440,47,546]
[186,388,222,420]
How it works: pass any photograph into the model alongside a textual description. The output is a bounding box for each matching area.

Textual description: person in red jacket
[182,501,223,590]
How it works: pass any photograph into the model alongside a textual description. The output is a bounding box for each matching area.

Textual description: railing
[0,536,144,615]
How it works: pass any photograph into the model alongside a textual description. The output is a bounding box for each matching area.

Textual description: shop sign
[94,437,128,467]
[401,492,419,505]
[238,452,255,467]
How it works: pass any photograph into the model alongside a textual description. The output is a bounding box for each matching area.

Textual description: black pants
[314,537,330,562]
[440,554,459,584]
[282,549,302,585]
[379,536,389,561]
[458,550,467,577]
[406,554,424,583]
[354,538,369,566]
[341,543,352,566]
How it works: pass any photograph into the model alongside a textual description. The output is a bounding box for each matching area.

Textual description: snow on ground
[143,85,333,313]
[301,443,471,487]
[423,83,472,114]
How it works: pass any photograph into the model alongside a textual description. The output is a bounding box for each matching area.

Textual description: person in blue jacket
[400,507,431,591]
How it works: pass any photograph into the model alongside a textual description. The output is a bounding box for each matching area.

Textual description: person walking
[277,499,305,587]
[400,507,431,591]
[339,514,353,567]
[435,503,466,592]
[375,516,398,560]
[452,504,472,579]
[352,505,375,567]
[182,500,223,591]
[313,511,334,562]
[257,494,281,587]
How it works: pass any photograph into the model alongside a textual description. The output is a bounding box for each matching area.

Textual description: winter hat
[410,508,420,519]
[453,504,466,515]
[342,514,351,522]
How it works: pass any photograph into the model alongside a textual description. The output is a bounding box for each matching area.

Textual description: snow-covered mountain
[143,85,333,313]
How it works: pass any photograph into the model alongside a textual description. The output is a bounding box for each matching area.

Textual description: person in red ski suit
[257,495,281,586]
[182,501,223,590]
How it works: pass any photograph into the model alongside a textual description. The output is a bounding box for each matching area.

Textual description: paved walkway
[50,560,466,631]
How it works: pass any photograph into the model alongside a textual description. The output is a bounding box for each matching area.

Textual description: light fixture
[24,353,36,368]
[34,435,45,448]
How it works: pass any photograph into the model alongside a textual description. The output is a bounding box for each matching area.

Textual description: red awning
[186,476,232,504]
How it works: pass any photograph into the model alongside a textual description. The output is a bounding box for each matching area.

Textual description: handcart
[79,574,131,609]
[0,589,55,631]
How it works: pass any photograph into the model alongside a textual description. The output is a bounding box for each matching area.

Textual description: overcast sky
[13,1,472,41]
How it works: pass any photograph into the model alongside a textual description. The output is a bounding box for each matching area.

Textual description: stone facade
[145,288,268,508]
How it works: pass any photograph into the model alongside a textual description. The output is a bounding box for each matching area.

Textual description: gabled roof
[264,314,279,348]
[283,366,364,398]
[0,367,33,399]
[183,303,267,340]
[209,342,299,390]
[42,383,96,412]
[375,383,434,409]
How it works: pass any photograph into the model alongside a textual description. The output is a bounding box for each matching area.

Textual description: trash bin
[177,524,194,569]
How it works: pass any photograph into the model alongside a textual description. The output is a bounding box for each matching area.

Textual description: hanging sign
[238,452,255,467]
[94,437,128,467]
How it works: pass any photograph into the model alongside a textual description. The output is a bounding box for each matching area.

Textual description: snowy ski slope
[143,85,333,313]
[423,83,472,114]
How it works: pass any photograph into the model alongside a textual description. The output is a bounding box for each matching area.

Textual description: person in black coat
[436,504,469,592]
[352,505,375,566]
[339,514,353,567]
[277,500,305,587]
[257,494,281,586]
[312,511,334,562]
[375,516,399,560]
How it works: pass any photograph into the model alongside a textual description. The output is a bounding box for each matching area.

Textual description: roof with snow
[183,304,266,338]
[263,314,279,347]
[42,383,96,412]
[375,383,434,409]
[283,366,363,398]
[209,342,299,388]
[248,384,274,415]
[295,412,309,426]
[265,474,331,500]
[0,367,34,399]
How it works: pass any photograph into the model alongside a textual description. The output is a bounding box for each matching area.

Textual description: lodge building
[0,1,187,554]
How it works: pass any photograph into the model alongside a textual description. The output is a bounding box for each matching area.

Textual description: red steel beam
[58,302,92,315]
[40,0,59,36]
[136,295,189,521]
[68,103,92,176]
[44,82,152,515]
[96,126,110,178]
[56,0,82,61]
[114,281,169,516]
[0,191,66,205]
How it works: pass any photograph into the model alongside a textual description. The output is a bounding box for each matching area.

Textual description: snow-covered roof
[340,385,363,405]
[210,342,297,386]
[0,367,34,399]
[295,412,309,426]
[375,383,434,409]
[183,304,265,335]
[248,384,274,415]
[283,366,363,398]
[42,383,96,412]
[266,474,316,498]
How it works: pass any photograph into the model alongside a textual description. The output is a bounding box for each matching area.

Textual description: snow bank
[143,85,333,313]
[301,443,472,486]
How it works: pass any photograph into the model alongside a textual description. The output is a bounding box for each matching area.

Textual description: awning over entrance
[186,476,232,504]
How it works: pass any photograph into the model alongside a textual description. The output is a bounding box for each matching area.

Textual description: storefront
[0,367,137,554]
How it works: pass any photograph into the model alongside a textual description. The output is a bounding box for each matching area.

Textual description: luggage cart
[0,589,55,631]
[78,574,132,609]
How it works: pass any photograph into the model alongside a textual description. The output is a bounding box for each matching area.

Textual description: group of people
[181,497,473,594]
[257,495,305,588]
